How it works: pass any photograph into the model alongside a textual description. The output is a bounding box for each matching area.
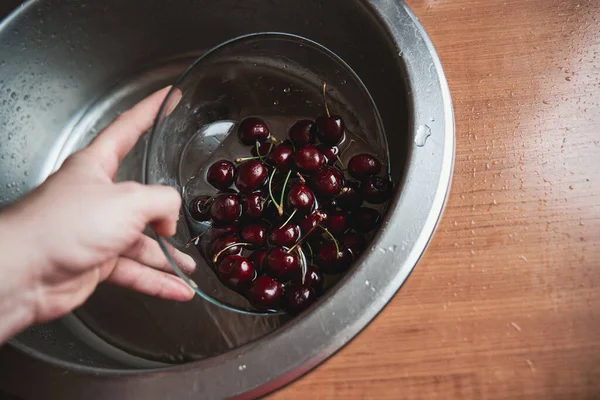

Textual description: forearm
[0,209,38,343]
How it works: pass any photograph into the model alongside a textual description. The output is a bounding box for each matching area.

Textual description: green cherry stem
[305,241,314,265]
[319,224,340,255]
[268,167,282,215]
[296,246,307,285]
[212,242,252,264]
[322,81,331,118]
[279,208,298,229]
[278,169,293,215]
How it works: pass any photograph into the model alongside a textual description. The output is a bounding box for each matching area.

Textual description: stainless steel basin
[0,0,453,398]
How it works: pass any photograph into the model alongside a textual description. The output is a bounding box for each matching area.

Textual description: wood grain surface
[271,0,600,398]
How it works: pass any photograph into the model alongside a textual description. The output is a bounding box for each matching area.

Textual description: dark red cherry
[288,119,315,146]
[335,181,363,211]
[351,207,381,233]
[361,176,393,204]
[266,247,300,278]
[188,195,211,222]
[324,209,348,236]
[293,264,325,295]
[267,142,294,171]
[238,117,270,145]
[208,233,243,264]
[269,223,301,247]
[286,183,315,214]
[248,276,283,309]
[248,250,268,273]
[210,193,241,223]
[240,221,268,248]
[341,233,367,257]
[241,192,265,219]
[217,255,255,290]
[206,160,235,190]
[303,265,325,294]
[207,222,238,242]
[251,141,273,158]
[348,154,382,180]
[299,210,326,238]
[316,243,353,275]
[284,284,317,314]
[317,144,340,166]
[314,115,345,145]
[292,145,325,173]
[235,159,268,193]
[311,167,344,199]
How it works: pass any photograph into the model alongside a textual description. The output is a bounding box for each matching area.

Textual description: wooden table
[272,0,600,398]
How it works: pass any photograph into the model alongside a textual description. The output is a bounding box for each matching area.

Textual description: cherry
[248,276,283,309]
[286,183,316,214]
[269,223,301,247]
[299,209,327,238]
[235,159,268,193]
[348,154,382,180]
[210,193,241,223]
[217,255,255,290]
[240,221,268,248]
[335,181,363,211]
[189,195,211,222]
[361,176,393,204]
[317,144,340,166]
[314,115,345,145]
[206,159,235,190]
[207,222,239,242]
[311,167,344,199]
[293,265,325,295]
[267,142,294,171]
[251,141,272,158]
[241,192,265,219]
[238,117,270,145]
[284,284,317,314]
[208,233,243,263]
[351,207,381,233]
[316,243,353,275]
[292,145,325,174]
[288,120,315,146]
[248,249,268,273]
[324,209,348,236]
[341,233,367,257]
[266,247,300,279]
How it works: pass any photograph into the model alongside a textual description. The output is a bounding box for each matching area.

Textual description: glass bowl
[145,32,388,315]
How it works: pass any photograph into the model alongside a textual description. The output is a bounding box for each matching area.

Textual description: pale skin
[0,87,196,344]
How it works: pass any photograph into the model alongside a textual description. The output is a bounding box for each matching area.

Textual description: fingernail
[188,280,198,297]
[181,253,196,271]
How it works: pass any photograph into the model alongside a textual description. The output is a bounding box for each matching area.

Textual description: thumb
[119,182,182,237]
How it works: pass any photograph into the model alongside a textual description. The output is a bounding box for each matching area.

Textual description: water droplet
[23,94,30,101]
[283,87,291,93]
[273,100,279,106]
[10,92,17,99]
[415,125,432,147]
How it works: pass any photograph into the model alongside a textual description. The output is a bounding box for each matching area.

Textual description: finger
[123,234,196,274]
[106,257,195,302]
[118,182,181,235]
[150,219,178,238]
[84,86,171,177]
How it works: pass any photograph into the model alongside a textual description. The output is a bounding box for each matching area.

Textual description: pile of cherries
[187,85,392,314]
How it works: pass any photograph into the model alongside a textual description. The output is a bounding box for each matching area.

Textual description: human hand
[0,87,195,341]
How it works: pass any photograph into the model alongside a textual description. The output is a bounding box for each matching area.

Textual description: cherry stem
[287,213,325,253]
[319,224,340,255]
[212,242,252,264]
[254,141,274,162]
[235,156,261,163]
[268,167,282,215]
[322,81,330,118]
[278,169,293,215]
[305,241,314,265]
[296,246,307,285]
[335,155,346,169]
[279,208,297,229]
[185,229,210,248]
[296,172,306,183]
